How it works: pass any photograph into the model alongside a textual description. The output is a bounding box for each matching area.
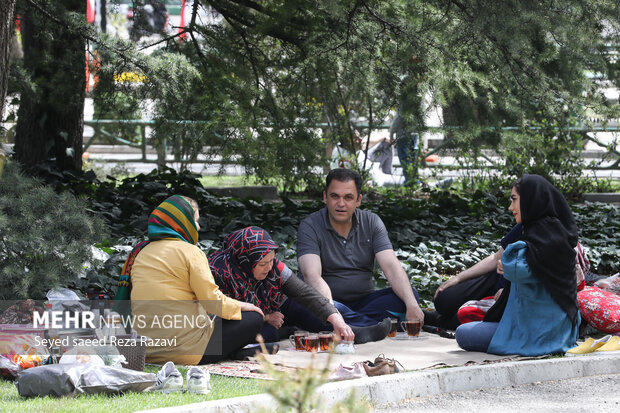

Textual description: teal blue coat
[487,241,579,356]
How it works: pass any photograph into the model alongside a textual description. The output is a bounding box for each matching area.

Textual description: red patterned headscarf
[209,226,285,313]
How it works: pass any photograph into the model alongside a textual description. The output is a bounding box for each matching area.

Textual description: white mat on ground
[261,332,516,371]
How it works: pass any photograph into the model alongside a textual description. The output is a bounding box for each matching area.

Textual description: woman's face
[508,186,522,224]
[252,251,275,280]
[193,208,201,231]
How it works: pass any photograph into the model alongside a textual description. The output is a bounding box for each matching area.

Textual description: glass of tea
[301,334,320,352]
[289,331,308,350]
[388,318,398,338]
[400,320,421,337]
[318,331,333,351]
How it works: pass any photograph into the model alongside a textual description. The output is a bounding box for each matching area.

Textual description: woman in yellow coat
[117,195,264,365]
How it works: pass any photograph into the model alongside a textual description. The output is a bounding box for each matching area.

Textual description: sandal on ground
[363,353,404,376]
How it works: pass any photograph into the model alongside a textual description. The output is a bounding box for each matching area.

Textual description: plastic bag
[595,274,620,295]
[59,346,105,366]
[334,341,355,354]
[46,288,89,313]
[60,343,127,368]
[0,355,21,378]
[0,332,50,377]
[15,364,156,397]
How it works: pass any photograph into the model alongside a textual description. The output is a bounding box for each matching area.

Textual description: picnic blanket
[198,360,297,380]
[261,332,519,372]
[198,332,524,380]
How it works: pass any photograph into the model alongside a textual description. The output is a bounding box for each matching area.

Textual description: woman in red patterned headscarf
[210,226,392,344]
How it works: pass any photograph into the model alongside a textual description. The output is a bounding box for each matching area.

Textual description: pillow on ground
[577,286,620,333]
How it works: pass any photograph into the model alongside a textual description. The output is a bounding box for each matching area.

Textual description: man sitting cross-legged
[297,168,424,330]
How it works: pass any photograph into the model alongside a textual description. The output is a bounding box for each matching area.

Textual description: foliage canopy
[19,0,614,189]
[31,167,618,305]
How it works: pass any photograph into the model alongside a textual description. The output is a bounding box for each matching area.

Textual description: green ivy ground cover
[61,169,619,306]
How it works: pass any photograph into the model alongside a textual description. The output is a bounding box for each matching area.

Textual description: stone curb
[137,354,620,413]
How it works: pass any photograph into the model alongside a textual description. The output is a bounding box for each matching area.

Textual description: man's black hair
[325,168,362,195]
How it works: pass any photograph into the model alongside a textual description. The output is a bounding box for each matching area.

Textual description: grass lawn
[199,175,261,187]
[1,365,264,413]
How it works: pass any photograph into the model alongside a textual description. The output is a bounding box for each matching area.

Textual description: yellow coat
[131,239,241,365]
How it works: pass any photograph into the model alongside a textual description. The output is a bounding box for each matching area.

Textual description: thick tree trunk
[0,0,16,122]
[14,0,86,171]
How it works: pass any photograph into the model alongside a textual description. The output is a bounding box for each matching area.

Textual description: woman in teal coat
[455,175,579,356]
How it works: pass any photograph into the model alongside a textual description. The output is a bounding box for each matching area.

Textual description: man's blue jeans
[259,286,421,341]
[335,287,421,327]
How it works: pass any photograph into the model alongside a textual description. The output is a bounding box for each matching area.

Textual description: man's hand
[326,312,354,342]
[434,276,460,299]
[239,302,265,318]
[406,304,425,327]
[264,312,285,329]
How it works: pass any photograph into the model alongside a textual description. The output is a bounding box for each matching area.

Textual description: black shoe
[422,324,455,339]
[422,309,441,327]
[352,317,392,344]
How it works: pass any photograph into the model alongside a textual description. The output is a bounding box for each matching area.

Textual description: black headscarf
[519,174,579,324]
[485,174,579,325]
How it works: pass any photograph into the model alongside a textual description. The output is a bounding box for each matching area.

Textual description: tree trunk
[0,0,16,122]
[14,0,86,171]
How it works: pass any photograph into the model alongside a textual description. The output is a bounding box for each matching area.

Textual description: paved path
[137,354,620,413]
[373,373,620,412]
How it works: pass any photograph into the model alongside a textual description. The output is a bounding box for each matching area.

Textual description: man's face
[323,179,362,225]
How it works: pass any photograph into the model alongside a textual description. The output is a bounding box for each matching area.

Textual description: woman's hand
[264,312,285,329]
[434,276,460,299]
[496,258,504,275]
[494,288,504,301]
[239,302,265,318]
[327,312,355,342]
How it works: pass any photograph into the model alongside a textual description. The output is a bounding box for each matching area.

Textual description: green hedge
[16,165,620,304]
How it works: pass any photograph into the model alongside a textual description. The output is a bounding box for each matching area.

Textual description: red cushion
[577,286,620,333]
[457,296,496,324]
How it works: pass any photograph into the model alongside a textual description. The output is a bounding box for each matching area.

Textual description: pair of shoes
[153,361,211,394]
[595,335,620,354]
[565,335,619,356]
[186,366,212,394]
[363,354,404,377]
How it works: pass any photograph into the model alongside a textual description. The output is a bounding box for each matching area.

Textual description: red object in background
[86,0,95,24]
[85,50,101,92]
[178,0,187,40]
